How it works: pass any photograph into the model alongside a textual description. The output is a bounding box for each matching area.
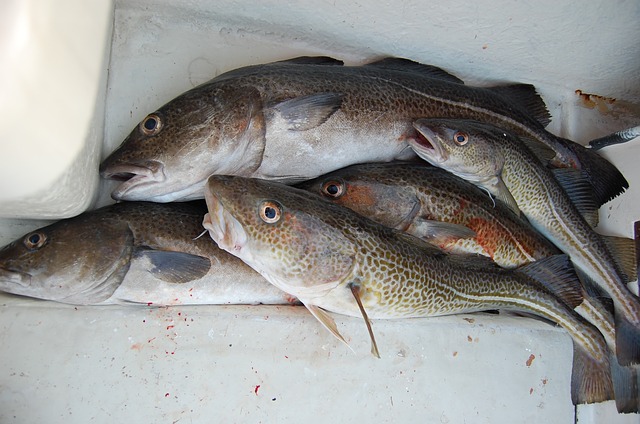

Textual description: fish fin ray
[349,282,380,358]
[269,93,344,131]
[563,139,628,206]
[570,343,614,405]
[410,218,476,246]
[615,313,640,366]
[609,352,640,413]
[494,178,521,216]
[517,255,583,309]
[364,57,465,84]
[274,56,344,66]
[601,235,637,284]
[551,168,599,227]
[487,84,552,127]
[134,248,211,284]
[305,303,353,352]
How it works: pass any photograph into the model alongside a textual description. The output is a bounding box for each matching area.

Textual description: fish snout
[0,266,32,290]
[409,121,448,164]
[99,161,166,201]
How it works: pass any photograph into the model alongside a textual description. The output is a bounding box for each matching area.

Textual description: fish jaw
[408,123,449,166]
[100,161,169,201]
[202,194,248,256]
[0,266,32,295]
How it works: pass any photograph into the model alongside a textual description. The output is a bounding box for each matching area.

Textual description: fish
[202,174,619,407]
[409,118,640,367]
[100,56,626,206]
[0,201,295,306]
[297,162,618,353]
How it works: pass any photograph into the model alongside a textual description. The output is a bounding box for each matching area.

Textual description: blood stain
[526,354,536,367]
[254,385,261,395]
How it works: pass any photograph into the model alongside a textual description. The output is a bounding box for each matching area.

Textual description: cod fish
[409,118,640,367]
[202,174,620,407]
[100,56,626,206]
[0,201,294,306]
[298,162,618,353]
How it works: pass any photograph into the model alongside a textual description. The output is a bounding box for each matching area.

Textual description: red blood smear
[254,385,260,395]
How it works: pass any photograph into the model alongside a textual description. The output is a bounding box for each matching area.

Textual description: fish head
[409,118,505,186]
[100,83,266,202]
[202,175,357,300]
[297,163,420,231]
[0,215,134,304]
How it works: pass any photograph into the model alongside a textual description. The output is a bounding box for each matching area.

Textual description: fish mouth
[409,122,448,165]
[99,161,166,201]
[0,266,31,290]
[202,190,248,255]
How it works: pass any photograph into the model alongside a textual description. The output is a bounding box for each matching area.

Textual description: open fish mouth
[99,162,166,201]
[409,123,448,164]
[202,191,248,254]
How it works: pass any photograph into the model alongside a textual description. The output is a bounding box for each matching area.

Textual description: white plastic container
[1,1,638,422]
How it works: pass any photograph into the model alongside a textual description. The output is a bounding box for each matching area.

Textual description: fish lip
[0,266,31,289]
[203,189,248,254]
[100,162,166,201]
[409,123,448,164]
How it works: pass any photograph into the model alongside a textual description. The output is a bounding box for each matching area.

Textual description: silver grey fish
[202,174,619,407]
[409,118,640,367]
[0,201,295,305]
[100,56,626,205]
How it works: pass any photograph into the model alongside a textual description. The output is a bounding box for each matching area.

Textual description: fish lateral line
[348,281,380,358]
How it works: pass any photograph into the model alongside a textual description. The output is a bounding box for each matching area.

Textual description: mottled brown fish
[0,201,294,305]
[297,162,618,353]
[202,174,618,407]
[100,56,625,205]
[409,118,640,367]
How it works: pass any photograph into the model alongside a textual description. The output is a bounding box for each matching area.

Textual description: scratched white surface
[0,0,639,423]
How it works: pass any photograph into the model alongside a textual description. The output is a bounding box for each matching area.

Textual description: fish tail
[615,313,640,366]
[563,140,629,206]
[571,342,614,405]
[609,353,640,413]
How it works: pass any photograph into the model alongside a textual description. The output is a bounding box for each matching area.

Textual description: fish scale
[409,118,640,367]
[101,57,626,204]
[202,174,615,406]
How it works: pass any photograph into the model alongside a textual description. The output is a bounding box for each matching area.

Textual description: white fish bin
[1,0,639,423]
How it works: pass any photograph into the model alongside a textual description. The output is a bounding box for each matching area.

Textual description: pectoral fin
[135,248,211,284]
[305,302,353,352]
[349,282,380,358]
[269,93,344,131]
[409,218,476,247]
[493,178,521,216]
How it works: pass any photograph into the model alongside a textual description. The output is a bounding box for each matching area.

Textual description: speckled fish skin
[410,118,640,365]
[298,161,618,353]
[100,56,625,204]
[0,202,293,305]
[298,161,560,268]
[202,175,613,404]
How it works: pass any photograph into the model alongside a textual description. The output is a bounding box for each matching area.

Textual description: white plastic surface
[1,1,639,423]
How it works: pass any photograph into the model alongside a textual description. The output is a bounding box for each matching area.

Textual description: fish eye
[321,180,345,198]
[23,232,47,250]
[259,201,282,224]
[140,113,163,136]
[453,131,469,145]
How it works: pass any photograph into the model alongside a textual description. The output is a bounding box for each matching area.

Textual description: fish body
[202,175,615,405]
[298,162,559,268]
[0,202,293,306]
[100,57,625,204]
[298,162,618,351]
[409,118,640,365]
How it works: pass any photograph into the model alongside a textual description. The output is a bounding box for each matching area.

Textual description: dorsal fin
[552,168,599,227]
[365,57,465,84]
[276,56,344,66]
[488,84,552,127]
[516,255,584,309]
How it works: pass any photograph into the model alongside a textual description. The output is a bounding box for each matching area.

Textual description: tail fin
[615,313,640,366]
[609,353,640,413]
[571,343,614,405]
[564,140,628,206]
